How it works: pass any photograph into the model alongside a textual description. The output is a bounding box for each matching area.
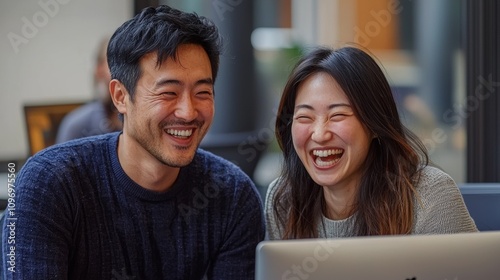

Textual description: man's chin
[159,152,196,168]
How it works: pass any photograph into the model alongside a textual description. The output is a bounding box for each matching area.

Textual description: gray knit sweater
[265,166,478,239]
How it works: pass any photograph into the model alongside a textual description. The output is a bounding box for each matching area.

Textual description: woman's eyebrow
[294,103,351,110]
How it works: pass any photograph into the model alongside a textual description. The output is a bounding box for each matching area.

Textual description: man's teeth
[312,149,343,157]
[166,129,193,137]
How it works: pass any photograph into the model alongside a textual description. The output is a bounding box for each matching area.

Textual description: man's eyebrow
[153,78,214,90]
[294,103,351,110]
[195,78,214,86]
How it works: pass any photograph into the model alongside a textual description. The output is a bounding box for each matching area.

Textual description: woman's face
[291,72,373,191]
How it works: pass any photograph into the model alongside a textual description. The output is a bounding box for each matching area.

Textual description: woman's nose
[311,122,332,143]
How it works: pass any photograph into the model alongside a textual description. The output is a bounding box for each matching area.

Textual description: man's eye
[161,92,176,96]
[196,91,214,100]
[197,91,213,96]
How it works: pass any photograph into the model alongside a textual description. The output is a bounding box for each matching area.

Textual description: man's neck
[117,133,180,192]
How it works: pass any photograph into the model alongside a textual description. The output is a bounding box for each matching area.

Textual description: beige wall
[0,0,132,160]
[291,0,400,50]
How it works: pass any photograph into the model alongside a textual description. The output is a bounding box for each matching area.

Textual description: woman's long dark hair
[273,46,429,238]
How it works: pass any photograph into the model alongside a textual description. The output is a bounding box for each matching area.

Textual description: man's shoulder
[194,149,248,175]
[15,133,117,199]
[187,149,264,215]
[189,149,256,190]
[29,132,117,168]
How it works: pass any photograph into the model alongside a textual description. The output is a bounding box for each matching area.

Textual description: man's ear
[109,79,128,115]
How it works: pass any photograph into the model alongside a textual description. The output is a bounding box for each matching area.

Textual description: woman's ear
[109,79,128,115]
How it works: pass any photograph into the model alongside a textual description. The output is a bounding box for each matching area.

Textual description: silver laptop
[256,231,500,280]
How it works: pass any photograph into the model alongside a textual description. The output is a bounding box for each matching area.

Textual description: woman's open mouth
[312,148,343,167]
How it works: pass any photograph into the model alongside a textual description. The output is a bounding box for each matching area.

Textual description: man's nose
[174,94,198,121]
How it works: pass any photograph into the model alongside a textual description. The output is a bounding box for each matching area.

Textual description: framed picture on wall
[23,102,85,156]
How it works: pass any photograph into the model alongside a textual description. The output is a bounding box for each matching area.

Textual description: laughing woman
[265,46,478,239]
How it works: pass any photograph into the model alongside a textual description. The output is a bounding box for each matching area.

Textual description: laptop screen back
[256,231,500,280]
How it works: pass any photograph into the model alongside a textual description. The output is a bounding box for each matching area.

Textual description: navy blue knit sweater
[2,132,265,279]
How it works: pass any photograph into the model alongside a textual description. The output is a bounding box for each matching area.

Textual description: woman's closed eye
[329,112,352,121]
[294,115,313,122]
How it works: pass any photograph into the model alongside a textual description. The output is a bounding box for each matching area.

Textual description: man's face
[121,44,214,167]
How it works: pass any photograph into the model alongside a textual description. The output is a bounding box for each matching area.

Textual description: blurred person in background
[56,36,122,143]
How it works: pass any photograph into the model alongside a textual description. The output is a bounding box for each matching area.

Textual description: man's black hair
[107,5,222,99]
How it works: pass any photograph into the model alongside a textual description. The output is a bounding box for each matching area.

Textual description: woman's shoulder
[414,165,462,204]
[412,166,478,233]
[263,177,288,240]
[265,178,282,203]
[416,165,456,189]
[263,178,287,218]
